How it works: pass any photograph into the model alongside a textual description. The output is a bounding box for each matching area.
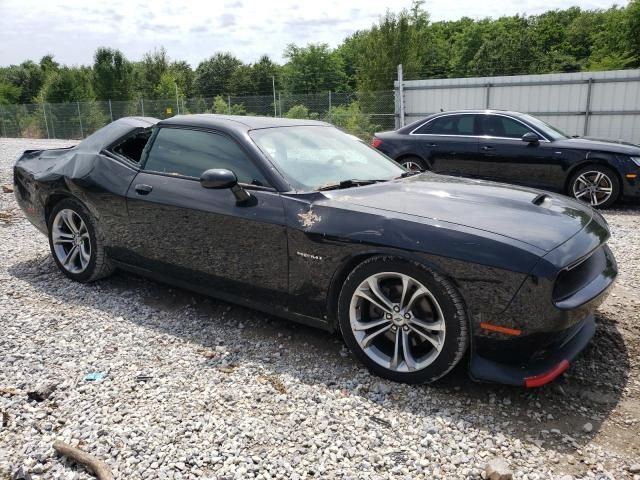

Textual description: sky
[0,0,630,67]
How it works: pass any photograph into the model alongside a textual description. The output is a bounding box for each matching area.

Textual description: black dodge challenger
[372,110,640,208]
[14,115,617,387]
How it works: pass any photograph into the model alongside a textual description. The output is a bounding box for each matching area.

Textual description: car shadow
[8,254,632,461]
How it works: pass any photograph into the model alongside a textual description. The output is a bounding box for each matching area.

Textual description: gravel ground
[1,138,639,480]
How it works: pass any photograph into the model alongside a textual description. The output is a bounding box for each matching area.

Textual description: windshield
[250,126,405,190]
[521,114,569,141]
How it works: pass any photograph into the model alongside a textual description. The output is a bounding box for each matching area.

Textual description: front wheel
[48,198,114,282]
[568,165,620,209]
[338,256,469,384]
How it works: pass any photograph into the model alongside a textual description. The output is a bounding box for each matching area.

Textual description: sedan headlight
[630,156,640,167]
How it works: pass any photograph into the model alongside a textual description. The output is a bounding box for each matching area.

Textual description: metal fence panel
[0,91,395,141]
[397,69,640,143]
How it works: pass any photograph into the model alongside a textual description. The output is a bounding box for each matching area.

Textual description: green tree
[282,43,347,93]
[194,53,242,97]
[92,47,134,100]
[136,47,170,98]
[0,82,21,104]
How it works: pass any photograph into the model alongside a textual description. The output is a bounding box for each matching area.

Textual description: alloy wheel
[572,170,614,207]
[51,209,92,274]
[348,272,446,373]
[402,161,423,172]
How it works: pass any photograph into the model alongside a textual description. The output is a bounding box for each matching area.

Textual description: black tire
[47,197,114,283]
[337,256,469,384]
[568,165,620,209]
[398,156,427,172]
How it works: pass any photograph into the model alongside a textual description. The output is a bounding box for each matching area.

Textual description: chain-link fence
[0,91,397,141]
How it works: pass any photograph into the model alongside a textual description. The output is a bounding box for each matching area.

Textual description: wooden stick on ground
[52,441,114,480]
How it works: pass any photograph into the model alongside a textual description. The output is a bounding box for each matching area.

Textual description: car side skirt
[111,260,332,332]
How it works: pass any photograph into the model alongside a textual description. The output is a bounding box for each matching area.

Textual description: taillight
[371,137,382,149]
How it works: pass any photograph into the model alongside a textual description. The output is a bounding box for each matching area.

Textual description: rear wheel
[568,165,620,209]
[48,198,114,282]
[338,256,468,384]
[398,156,427,172]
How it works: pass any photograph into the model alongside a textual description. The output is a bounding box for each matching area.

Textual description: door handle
[427,142,438,147]
[134,184,153,195]
[481,146,495,151]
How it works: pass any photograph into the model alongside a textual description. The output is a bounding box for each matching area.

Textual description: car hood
[552,137,640,156]
[323,173,594,252]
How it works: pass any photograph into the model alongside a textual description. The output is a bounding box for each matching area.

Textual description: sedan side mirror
[200,168,252,203]
[522,132,539,143]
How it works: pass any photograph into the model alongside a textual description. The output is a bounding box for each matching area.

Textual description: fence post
[77,101,84,138]
[141,98,145,116]
[228,95,231,114]
[0,105,6,138]
[397,64,405,128]
[272,76,277,117]
[48,104,56,138]
[485,83,491,109]
[278,92,282,117]
[108,99,114,122]
[42,103,50,139]
[584,78,593,137]
[328,91,332,112]
[175,84,180,115]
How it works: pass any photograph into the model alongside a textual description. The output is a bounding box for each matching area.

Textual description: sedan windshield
[521,114,569,141]
[250,126,405,191]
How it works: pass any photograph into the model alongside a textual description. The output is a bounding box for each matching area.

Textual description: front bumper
[469,314,595,386]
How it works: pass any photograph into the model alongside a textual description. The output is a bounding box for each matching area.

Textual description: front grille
[553,246,607,303]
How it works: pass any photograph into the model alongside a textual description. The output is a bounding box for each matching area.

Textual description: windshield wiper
[317,179,387,191]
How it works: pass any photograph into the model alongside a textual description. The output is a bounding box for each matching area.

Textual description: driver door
[476,114,563,190]
[123,126,289,306]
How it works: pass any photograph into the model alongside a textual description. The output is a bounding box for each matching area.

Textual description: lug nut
[393,305,400,312]
[402,325,409,332]
[391,326,397,332]
[404,313,410,319]
[386,313,392,319]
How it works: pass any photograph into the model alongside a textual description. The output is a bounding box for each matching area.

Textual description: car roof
[399,109,529,132]
[158,114,332,132]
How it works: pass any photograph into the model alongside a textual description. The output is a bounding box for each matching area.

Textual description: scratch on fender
[298,210,321,227]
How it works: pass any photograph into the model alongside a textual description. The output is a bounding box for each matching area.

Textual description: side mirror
[200,168,238,189]
[200,168,252,203]
[522,132,539,143]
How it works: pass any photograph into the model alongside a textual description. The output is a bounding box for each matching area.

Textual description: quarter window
[415,114,476,135]
[144,127,268,186]
[480,116,534,139]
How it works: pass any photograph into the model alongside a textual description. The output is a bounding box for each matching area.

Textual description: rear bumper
[469,314,595,387]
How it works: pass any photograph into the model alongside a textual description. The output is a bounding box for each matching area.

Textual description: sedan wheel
[569,166,620,209]
[52,209,92,274]
[338,257,468,384]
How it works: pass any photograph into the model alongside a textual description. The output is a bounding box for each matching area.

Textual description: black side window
[111,129,152,163]
[144,128,268,186]
[415,115,475,135]
[481,116,532,139]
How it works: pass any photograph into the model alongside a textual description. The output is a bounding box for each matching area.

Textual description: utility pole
[108,99,114,122]
[272,76,277,117]
[397,64,405,128]
[141,98,145,116]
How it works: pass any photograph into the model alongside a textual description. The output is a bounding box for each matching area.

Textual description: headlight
[630,156,640,167]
